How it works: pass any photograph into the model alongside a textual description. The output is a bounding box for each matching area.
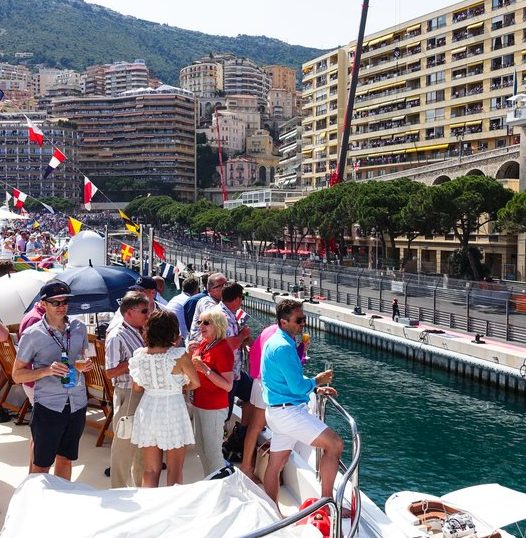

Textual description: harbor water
[248,311,526,509]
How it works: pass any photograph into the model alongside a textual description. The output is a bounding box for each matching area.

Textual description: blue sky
[85,0,459,49]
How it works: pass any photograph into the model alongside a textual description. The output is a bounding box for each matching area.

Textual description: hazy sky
[84,0,459,49]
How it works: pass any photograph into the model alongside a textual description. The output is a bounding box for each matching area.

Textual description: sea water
[248,312,526,510]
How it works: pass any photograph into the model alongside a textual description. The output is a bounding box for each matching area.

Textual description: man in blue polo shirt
[261,299,341,505]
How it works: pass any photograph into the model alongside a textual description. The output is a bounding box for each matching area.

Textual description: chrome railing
[240,394,362,538]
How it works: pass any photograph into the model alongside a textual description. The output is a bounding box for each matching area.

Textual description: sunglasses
[197,320,211,326]
[294,316,307,324]
[46,299,69,307]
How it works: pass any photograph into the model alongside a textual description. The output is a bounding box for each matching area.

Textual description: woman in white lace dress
[129,310,200,487]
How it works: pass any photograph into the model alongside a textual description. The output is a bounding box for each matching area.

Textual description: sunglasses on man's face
[45,299,69,307]
[197,320,211,326]
[293,316,306,324]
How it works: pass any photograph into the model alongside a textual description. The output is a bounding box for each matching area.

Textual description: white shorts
[265,403,327,452]
[249,378,266,410]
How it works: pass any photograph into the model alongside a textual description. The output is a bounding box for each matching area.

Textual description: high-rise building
[0,113,81,202]
[179,60,224,98]
[105,60,149,96]
[51,86,196,201]
[264,65,297,92]
[301,0,525,187]
[274,117,303,189]
[0,63,33,103]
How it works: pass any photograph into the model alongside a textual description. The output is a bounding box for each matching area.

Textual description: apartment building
[206,110,246,154]
[179,60,224,98]
[274,116,303,189]
[0,63,33,102]
[51,86,196,201]
[301,0,526,187]
[0,113,81,202]
[264,65,297,93]
[105,60,149,96]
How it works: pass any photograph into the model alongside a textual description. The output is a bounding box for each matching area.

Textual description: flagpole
[104,225,108,266]
[139,224,144,276]
[148,226,154,277]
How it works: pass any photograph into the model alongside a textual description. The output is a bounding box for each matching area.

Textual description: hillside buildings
[301,0,525,188]
[51,86,196,201]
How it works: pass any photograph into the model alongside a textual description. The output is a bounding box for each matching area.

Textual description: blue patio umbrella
[27,265,140,315]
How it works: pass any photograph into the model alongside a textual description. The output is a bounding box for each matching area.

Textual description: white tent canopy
[0,206,29,220]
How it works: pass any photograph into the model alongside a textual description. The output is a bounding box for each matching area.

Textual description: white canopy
[2,472,312,537]
[0,206,29,220]
[507,93,526,103]
[442,484,526,530]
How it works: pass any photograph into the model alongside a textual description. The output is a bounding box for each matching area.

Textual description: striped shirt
[220,302,242,380]
[105,320,144,389]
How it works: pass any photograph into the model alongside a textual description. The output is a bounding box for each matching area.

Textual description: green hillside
[0,0,326,84]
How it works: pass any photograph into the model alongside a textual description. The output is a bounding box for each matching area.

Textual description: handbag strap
[123,389,134,417]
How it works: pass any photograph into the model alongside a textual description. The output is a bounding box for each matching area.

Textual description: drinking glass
[324,360,333,385]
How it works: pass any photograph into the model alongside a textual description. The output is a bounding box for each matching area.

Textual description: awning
[403,129,420,136]
[362,41,369,47]
[405,143,449,153]
[465,120,482,127]
[374,80,406,92]
[449,122,466,129]
[467,21,484,30]
[302,65,314,74]
[406,23,421,32]
[391,115,406,121]
[453,2,483,14]
[522,50,526,55]
[451,46,467,54]
[406,41,421,49]
[368,32,394,46]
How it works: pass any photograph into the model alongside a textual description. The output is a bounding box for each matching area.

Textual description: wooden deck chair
[84,339,113,447]
[0,337,31,425]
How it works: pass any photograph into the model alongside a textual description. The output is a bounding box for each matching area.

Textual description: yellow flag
[68,217,83,236]
[118,209,140,235]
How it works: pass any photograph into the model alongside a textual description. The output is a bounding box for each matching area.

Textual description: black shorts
[31,402,87,468]
[228,371,254,418]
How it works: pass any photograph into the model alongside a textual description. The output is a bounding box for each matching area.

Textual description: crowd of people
[5,269,346,512]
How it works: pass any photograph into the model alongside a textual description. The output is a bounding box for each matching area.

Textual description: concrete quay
[243,286,526,394]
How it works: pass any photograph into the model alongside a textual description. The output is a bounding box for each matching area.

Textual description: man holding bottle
[12,280,92,480]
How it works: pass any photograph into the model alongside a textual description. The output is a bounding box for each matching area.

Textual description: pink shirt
[248,324,278,379]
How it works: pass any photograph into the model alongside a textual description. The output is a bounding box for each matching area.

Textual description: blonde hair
[200,308,227,340]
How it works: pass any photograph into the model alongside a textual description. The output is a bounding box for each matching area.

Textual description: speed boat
[385,484,526,538]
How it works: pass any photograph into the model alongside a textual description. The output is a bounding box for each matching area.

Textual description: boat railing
[240,394,362,538]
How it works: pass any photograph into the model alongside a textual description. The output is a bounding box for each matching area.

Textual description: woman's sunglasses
[197,320,211,326]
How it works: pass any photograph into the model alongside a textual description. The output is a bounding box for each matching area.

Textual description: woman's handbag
[116,414,133,439]
[116,394,134,440]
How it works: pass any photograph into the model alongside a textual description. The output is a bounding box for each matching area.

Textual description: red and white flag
[44,148,66,178]
[83,177,98,211]
[25,116,44,146]
[12,188,27,209]
[353,160,361,173]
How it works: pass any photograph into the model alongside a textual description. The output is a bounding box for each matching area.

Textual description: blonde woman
[129,310,199,487]
[191,309,234,476]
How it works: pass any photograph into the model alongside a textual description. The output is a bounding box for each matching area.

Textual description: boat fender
[297,498,331,538]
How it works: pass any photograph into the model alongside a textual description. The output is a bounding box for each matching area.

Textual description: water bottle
[60,352,76,388]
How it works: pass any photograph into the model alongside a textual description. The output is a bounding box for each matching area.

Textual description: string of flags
[0,87,169,262]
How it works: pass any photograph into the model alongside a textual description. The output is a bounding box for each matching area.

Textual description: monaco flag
[25,116,44,146]
[83,177,98,211]
[44,148,66,178]
[12,188,27,209]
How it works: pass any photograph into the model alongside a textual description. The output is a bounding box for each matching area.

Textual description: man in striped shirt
[105,292,149,488]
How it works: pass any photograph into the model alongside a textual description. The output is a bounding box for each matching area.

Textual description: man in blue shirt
[261,299,341,505]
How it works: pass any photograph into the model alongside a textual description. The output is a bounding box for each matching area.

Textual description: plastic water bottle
[60,352,76,388]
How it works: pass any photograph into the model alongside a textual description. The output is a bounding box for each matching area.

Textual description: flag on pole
[159,262,175,281]
[40,201,55,214]
[118,209,140,235]
[25,116,44,146]
[120,243,134,262]
[5,191,12,207]
[12,188,27,209]
[0,89,4,101]
[152,240,166,261]
[353,160,361,173]
[236,309,251,327]
[68,217,83,236]
[44,148,66,178]
[29,219,40,229]
[513,68,518,96]
[83,177,98,211]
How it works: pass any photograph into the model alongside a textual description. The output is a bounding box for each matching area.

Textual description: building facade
[206,110,246,154]
[274,116,303,189]
[0,113,81,202]
[301,0,525,187]
[51,86,196,201]
[105,60,149,96]
[179,60,223,98]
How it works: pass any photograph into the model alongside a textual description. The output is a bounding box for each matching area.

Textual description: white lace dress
[129,346,195,450]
